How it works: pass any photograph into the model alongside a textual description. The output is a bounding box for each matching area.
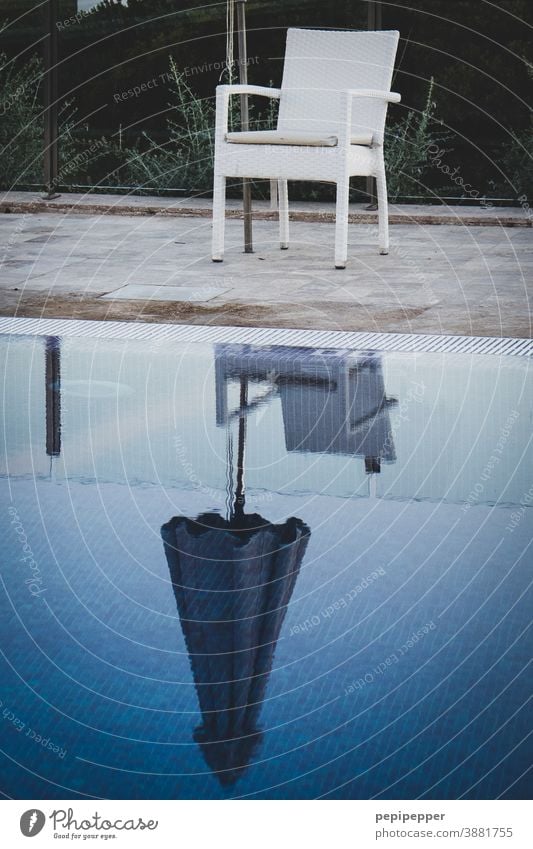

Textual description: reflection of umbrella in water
[162,376,310,786]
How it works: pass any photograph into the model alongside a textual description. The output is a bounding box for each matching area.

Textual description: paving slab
[101,285,230,302]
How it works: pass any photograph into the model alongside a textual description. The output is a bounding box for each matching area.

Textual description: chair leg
[270,179,278,210]
[212,173,226,262]
[376,164,389,255]
[278,179,289,249]
[334,177,350,268]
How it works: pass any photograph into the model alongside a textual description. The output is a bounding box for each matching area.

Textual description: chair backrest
[277,29,400,144]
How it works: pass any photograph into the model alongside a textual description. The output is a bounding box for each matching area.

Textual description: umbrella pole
[236,0,253,252]
[233,375,248,519]
[365,0,382,210]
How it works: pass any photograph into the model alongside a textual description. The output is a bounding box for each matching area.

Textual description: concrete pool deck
[0,191,531,338]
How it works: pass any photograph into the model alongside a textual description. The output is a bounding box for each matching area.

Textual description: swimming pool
[1,320,531,800]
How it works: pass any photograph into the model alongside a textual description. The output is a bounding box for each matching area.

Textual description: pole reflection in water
[45,337,61,458]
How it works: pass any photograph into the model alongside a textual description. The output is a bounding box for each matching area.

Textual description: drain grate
[0,316,531,357]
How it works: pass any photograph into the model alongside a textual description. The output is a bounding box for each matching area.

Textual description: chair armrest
[346,89,401,104]
[215,86,282,139]
[216,84,282,99]
[337,89,401,148]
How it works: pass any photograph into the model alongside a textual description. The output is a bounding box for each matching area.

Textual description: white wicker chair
[212,28,401,268]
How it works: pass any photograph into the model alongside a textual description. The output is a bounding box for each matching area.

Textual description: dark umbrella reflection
[162,377,309,786]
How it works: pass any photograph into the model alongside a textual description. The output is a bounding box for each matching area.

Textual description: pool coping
[0,316,531,357]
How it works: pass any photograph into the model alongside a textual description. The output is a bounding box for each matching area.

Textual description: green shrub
[118,59,279,195]
[497,60,533,200]
[384,77,442,202]
[0,50,116,192]
[119,58,215,193]
[55,101,117,191]
[0,53,446,202]
[501,126,533,200]
[0,51,43,187]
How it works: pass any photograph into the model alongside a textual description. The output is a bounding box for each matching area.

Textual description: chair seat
[225,130,374,147]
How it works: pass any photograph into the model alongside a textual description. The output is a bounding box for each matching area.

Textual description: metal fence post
[43,0,60,199]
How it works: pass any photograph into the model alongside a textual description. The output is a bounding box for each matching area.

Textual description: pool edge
[0,316,531,357]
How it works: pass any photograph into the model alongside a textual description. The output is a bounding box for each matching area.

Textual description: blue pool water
[1,331,531,800]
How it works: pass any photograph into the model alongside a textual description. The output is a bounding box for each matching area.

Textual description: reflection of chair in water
[215,344,397,474]
[162,374,309,786]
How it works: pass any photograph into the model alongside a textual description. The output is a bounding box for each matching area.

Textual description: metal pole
[43,0,60,199]
[366,0,382,210]
[236,0,253,252]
